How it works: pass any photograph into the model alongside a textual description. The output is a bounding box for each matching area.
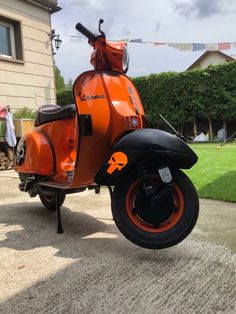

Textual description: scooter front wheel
[39,192,65,211]
[112,170,199,249]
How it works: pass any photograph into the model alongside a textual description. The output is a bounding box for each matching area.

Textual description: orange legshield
[70,70,144,188]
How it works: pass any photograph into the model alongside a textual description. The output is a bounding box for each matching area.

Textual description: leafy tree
[54,64,66,92]
[67,78,74,89]
[56,89,73,106]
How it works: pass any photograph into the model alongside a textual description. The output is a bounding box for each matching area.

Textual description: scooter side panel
[40,118,78,183]
[15,130,53,175]
[15,117,78,183]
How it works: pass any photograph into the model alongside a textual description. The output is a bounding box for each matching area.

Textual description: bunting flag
[192,43,205,51]
[218,42,231,50]
[110,38,130,42]
[179,43,193,51]
[167,43,179,49]
[204,43,218,51]
[152,42,166,46]
[129,38,143,43]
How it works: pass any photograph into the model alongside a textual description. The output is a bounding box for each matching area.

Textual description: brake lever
[98,19,105,38]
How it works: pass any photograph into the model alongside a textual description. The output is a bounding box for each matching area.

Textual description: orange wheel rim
[125,175,184,233]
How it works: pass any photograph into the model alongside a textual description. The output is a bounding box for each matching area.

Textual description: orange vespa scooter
[15,20,199,249]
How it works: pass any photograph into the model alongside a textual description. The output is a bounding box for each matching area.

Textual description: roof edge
[25,0,61,14]
[187,50,235,70]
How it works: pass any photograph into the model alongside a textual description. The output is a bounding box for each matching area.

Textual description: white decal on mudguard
[158,167,172,183]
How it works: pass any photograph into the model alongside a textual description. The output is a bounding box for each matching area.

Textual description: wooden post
[193,116,197,138]
[208,116,213,140]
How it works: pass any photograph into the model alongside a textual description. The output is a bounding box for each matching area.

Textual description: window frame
[0,20,16,59]
[0,15,24,63]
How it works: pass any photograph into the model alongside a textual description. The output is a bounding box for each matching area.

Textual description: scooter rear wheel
[39,192,65,211]
[112,170,199,249]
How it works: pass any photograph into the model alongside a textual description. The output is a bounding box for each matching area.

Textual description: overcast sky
[52,0,236,82]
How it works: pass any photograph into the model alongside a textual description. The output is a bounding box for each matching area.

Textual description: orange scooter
[15,20,199,249]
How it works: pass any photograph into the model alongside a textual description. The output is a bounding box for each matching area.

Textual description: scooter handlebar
[75,23,97,41]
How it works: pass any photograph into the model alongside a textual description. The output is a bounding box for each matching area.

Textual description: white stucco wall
[199,52,231,69]
[0,0,56,112]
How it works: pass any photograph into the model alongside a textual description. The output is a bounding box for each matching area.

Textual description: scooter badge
[107,152,128,174]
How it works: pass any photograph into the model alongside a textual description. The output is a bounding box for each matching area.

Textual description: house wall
[0,0,56,112]
[199,52,230,69]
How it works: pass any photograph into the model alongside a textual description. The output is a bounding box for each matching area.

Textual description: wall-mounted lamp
[50,29,62,55]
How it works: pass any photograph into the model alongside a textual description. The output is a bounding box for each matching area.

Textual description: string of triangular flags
[62,34,236,51]
[110,39,236,51]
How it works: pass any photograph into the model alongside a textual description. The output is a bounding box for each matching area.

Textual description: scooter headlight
[122,45,129,73]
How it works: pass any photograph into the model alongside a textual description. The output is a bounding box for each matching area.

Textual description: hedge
[57,61,236,138]
[132,61,236,138]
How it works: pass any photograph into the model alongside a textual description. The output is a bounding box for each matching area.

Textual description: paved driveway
[0,171,235,314]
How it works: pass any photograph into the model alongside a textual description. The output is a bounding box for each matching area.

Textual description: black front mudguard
[95,129,198,185]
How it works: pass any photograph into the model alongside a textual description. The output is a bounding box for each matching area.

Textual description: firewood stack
[0,148,14,170]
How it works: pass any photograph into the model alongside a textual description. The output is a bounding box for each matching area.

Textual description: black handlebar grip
[75,23,97,41]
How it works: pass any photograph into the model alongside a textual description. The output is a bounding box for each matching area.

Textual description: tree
[67,78,74,89]
[54,64,66,92]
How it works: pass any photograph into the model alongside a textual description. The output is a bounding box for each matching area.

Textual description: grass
[184,143,236,202]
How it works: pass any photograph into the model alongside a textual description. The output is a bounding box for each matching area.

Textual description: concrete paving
[0,170,235,314]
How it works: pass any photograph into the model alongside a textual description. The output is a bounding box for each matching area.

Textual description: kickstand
[55,190,64,234]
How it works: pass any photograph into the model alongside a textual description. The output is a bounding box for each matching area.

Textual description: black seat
[34,104,76,127]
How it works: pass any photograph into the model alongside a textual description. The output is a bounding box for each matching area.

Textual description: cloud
[173,0,236,19]
[53,0,236,81]
[154,22,161,33]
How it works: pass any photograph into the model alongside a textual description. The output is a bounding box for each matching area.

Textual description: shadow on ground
[198,171,236,202]
[0,201,121,259]
[0,201,236,313]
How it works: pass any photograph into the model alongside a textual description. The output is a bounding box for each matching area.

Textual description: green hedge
[132,61,236,137]
[56,61,236,137]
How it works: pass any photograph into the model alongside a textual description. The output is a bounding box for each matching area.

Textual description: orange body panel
[16,70,144,189]
[71,71,112,187]
[90,41,127,72]
[102,72,144,145]
[70,70,144,187]
[15,131,53,175]
[16,118,78,182]
[40,118,78,183]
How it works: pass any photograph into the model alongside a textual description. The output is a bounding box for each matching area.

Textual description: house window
[0,16,23,61]
[0,21,16,58]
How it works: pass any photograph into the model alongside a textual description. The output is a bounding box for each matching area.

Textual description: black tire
[112,170,199,249]
[39,192,65,211]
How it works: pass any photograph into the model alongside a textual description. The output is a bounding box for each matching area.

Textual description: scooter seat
[34,104,76,127]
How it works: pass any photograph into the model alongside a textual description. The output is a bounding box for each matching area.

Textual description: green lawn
[184,143,236,202]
